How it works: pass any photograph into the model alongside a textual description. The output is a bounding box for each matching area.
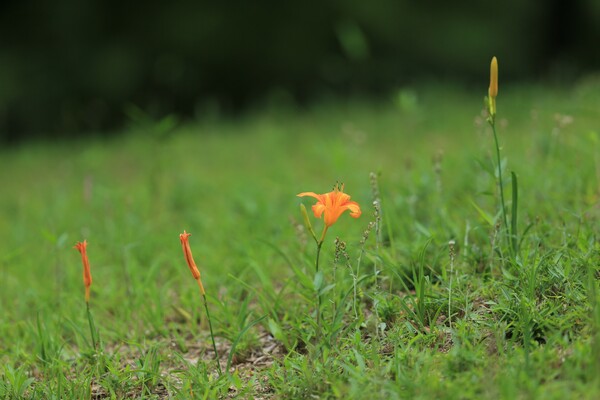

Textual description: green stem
[85,301,97,351]
[313,225,328,342]
[448,246,454,329]
[490,121,510,254]
[315,241,323,273]
[202,294,222,376]
[315,240,323,339]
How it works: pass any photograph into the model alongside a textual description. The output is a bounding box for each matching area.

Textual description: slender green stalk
[315,240,323,339]
[315,241,323,273]
[313,225,328,340]
[372,200,382,292]
[85,301,97,351]
[201,293,222,376]
[489,118,520,258]
[448,240,455,329]
[490,120,510,252]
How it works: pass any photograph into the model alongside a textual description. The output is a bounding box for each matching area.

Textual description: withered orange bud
[179,231,205,295]
[74,240,93,302]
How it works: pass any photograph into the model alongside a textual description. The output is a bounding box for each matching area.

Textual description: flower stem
[315,240,323,339]
[490,120,510,255]
[315,240,323,273]
[85,301,97,351]
[201,291,222,376]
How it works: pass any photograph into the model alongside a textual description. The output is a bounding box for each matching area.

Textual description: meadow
[0,77,599,399]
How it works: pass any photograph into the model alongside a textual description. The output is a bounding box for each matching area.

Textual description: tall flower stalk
[298,183,361,339]
[179,231,222,376]
[74,240,98,351]
[486,56,518,257]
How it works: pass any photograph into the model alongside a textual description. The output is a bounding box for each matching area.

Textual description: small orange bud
[74,240,93,302]
[179,231,205,295]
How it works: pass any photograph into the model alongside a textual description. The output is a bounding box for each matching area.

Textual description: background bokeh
[1,0,598,142]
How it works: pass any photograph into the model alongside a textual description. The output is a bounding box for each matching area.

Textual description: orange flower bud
[74,240,93,302]
[179,231,205,295]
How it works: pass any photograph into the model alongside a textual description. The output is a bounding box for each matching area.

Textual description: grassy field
[1,78,599,399]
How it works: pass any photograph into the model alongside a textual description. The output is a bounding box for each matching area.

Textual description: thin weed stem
[356,222,375,320]
[332,237,341,318]
[448,240,455,329]
[372,200,382,292]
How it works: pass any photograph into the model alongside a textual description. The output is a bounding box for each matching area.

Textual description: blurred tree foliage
[0,0,598,141]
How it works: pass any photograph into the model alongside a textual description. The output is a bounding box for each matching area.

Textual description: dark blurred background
[1,0,598,143]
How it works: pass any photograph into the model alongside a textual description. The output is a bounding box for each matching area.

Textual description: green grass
[1,78,599,399]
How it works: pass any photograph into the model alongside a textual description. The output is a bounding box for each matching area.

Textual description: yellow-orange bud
[488,56,498,117]
[489,56,498,99]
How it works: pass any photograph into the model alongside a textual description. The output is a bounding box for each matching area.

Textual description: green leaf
[511,171,519,255]
[267,318,283,340]
[313,271,324,292]
[227,315,267,372]
[318,283,336,296]
[470,199,495,226]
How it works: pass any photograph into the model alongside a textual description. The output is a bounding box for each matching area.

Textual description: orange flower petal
[297,192,325,202]
[345,201,361,218]
[312,203,326,219]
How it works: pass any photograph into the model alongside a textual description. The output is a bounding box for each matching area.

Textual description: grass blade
[226,315,267,372]
[511,171,518,256]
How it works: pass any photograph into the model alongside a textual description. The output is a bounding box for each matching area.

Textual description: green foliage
[0,83,599,398]
[2,2,599,138]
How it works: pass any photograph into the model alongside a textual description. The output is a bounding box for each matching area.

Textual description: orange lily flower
[179,231,206,295]
[297,184,361,228]
[74,240,93,303]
